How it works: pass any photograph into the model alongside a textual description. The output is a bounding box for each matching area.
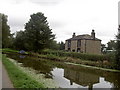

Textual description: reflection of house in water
[64,69,99,88]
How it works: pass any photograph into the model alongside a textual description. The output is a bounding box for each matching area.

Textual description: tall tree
[25,12,55,51]
[115,25,120,69]
[1,13,12,48]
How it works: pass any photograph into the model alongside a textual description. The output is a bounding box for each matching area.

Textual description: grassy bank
[32,51,115,69]
[2,48,118,70]
[2,54,44,88]
[1,48,19,53]
[1,48,28,54]
[65,62,120,72]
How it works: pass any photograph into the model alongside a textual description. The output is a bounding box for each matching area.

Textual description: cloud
[49,20,67,29]
[28,0,64,5]
[1,0,25,4]
[0,0,119,44]
[9,17,25,27]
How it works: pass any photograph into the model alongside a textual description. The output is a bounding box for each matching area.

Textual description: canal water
[6,53,120,88]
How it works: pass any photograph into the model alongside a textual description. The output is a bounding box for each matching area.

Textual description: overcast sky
[0,0,119,44]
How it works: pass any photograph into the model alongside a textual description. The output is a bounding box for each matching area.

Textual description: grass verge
[65,62,120,72]
[1,48,29,54]
[2,54,44,88]
[1,48,19,53]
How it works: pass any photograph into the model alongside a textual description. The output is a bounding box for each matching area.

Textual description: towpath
[0,60,14,89]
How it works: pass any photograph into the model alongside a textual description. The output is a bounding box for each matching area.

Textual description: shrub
[39,50,115,62]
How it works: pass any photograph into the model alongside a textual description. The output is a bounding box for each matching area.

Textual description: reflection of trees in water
[6,53,54,78]
[64,64,120,88]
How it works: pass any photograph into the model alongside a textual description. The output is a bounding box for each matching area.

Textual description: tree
[115,25,120,70]
[58,41,65,50]
[101,44,106,54]
[1,13,12,48]
[107,40,116,50]
[49,40,60,50]
[13,30,26,50]
[24,12,55,51]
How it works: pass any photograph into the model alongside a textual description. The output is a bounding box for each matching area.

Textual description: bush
[39,49,115,62]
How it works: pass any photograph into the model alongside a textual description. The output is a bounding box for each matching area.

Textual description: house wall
[65,40,68,51]
[85,40,101,54]
[65,39,101,54]
[81,40,86,53]
[71,40,77,52]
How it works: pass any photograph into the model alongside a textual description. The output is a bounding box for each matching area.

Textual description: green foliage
[114,25,120,70]
[13,12,55,51]
[101,44,106,54]
[2,48,19,53]
[2,54,44,88]
[107,40,116,50]
[49,40,60,50]
[31,50,115,69]
[13,30,27,50]
[24,12,55,51]
[1,13,13,48]
[39,49,114,62]
[58,41,65,50]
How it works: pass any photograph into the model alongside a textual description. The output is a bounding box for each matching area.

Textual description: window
[77,40,81,47]
[68,40,71,47]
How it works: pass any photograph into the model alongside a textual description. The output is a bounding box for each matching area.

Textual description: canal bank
[65,62,120,72]
[2,54,45,88]
[31,52,119,72]
[4,53,120,88]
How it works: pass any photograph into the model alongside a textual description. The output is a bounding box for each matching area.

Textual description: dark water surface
[6,53,120,88]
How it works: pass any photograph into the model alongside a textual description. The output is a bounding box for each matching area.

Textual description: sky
[0,0,119,44]
[118,1,120,25]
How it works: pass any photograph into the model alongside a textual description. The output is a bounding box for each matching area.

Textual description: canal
[6,53,120,88]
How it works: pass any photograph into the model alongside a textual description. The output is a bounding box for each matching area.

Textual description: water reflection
[62,64,120,88]
[19,55,26,58]
[64,68,99,88]
[6,53,120,88]
[93,77,112,88]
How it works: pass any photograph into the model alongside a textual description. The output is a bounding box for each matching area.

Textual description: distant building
[65,30,101,54]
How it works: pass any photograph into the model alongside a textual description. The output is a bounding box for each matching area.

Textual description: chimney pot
[72,32,76,38]
[91,29,95,39]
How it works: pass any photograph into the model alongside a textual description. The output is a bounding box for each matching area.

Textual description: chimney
[72,32,76,38]
[91,29,95,39]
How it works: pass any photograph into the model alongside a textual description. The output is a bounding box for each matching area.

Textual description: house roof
[66,34,101,41]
